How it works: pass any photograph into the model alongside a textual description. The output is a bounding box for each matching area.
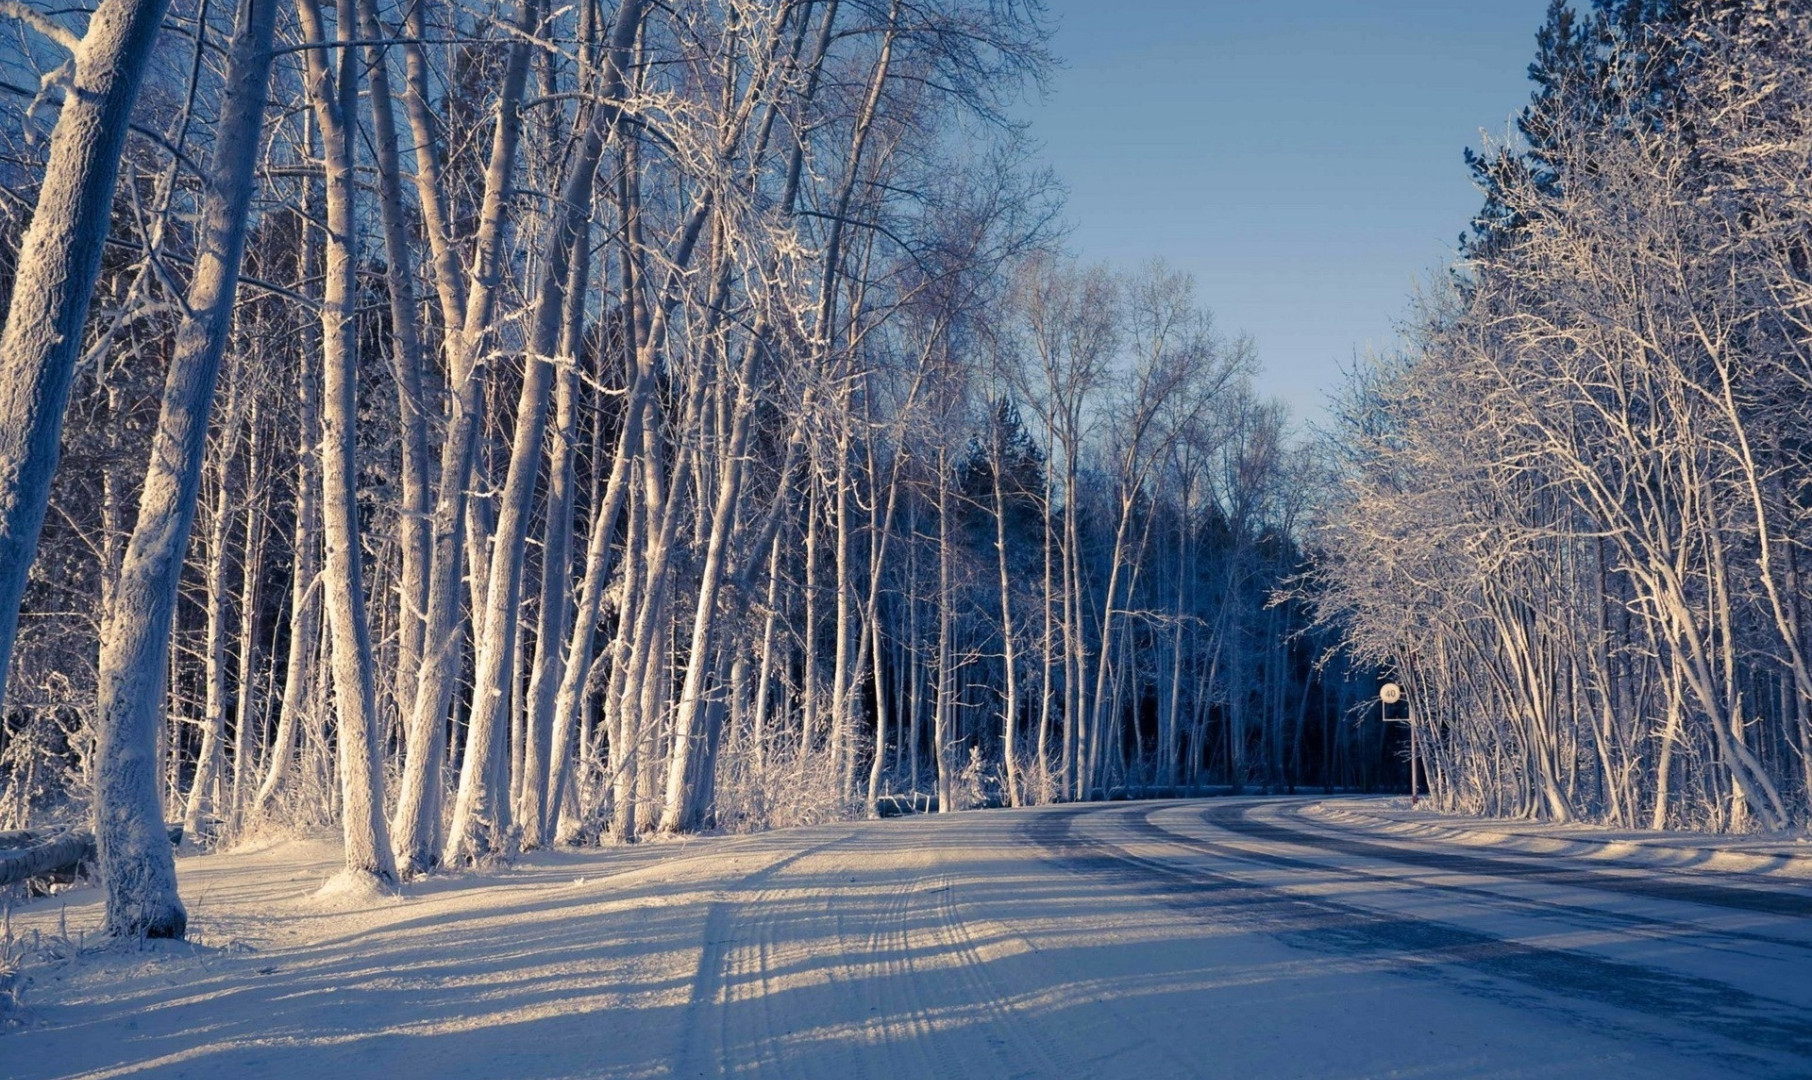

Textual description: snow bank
[1301,797,1812,880]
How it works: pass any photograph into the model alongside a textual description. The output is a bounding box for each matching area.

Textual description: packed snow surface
[5,797,1811,1078]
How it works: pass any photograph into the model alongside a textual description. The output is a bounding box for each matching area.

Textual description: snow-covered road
[7,798,1811,1078]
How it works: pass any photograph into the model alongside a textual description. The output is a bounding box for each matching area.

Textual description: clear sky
[1022,1,1556,426]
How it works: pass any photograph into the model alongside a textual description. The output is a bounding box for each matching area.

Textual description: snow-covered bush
[0,701,92,831]
[711,736,865,834]
[952,745,997,812]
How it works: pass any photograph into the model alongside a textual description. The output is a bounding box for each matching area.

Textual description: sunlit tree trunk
[390,0,543,875]
[89,0,278,937]
[0,0,180,709]
[297,0,397,887]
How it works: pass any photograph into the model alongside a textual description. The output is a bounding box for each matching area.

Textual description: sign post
[1380,682,1416,807]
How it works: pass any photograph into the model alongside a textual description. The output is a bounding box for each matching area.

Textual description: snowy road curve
[8,797,1812,1079]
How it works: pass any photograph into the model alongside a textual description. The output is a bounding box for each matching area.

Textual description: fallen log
[0,830,93,889]
[0,824,186,890]
[0,828,43,850]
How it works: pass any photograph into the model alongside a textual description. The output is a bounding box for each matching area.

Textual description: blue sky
[1021,1,1554,425]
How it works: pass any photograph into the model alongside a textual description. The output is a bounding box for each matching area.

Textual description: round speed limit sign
[1379,683,1402,705]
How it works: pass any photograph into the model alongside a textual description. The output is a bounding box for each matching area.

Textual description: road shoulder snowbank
[1300,797,1812,881]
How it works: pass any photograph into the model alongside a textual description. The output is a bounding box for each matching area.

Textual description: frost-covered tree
[1319,0,1812,831]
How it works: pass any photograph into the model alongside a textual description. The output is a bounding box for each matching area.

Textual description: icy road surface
[6,798,1812,1078]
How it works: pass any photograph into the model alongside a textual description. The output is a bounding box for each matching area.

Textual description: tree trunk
[388,0,544,877]
[297,0,397,888]
[358,0,433,738]
[935,445,955,811]
[992,432,1022,807]
[89,0,279,937]
[0,0,179,708]
[228,440,268,827]
[182,466,234,841]
[256,205,323,819]
[520,232,590,848]
[445,0,646,864]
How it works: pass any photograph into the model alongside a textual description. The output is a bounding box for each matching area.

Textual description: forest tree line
[0,0,1386,938]
[1318,0,1812,833]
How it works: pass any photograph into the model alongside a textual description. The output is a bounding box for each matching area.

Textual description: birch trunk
[256,214,323,818]
[297,0,397,887]
[228,436,268,825]
[0,0,178,708]
[546,353,654,837]
[861,430,904,811]
[445,0,646,864]
[181,469,233,840]
[357,0,432,731]
[992,435,1022,807]
[390,0,544,874]
[658,324,769,832]
[520,232,590,848]
[935,445,955,811]
[89,0,278,937]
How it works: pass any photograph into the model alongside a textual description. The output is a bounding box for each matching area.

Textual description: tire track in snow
[843,863,941,1077]
[671,829,866,1079]
[676,827,1038,1080]
[875,875,1000,1080]
[1022,801,1812,1077]
[904,818,1203,1080]
[679,820,1102,1080]
[728,831,1074,1080]
[911,872,1077,1080]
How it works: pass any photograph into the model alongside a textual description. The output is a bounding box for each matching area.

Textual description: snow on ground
[1303,797,1812,880]
[3,797,1810,1079]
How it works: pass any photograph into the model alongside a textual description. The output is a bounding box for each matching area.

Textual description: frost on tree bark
[445,0,645,864]
[296,0,397,888]
[859,420,905,813]
[519,232,589,849]
[545,337,651,840]
[443,208,582,862]
[227,433,268,824]
[654,4,833,831]
[255,213,322,819]
[357,0,432,738]
[934,443,955,811]
[89,0,279,938]
[390,0,543,875]
[181,463,235,840]
[991,421,1022,808]
[658,330,765,833]
[0,0,178,712]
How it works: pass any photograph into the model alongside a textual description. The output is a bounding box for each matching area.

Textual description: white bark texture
[0,0,178,709]
[89,0,278,938]
[296,0,397,887]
